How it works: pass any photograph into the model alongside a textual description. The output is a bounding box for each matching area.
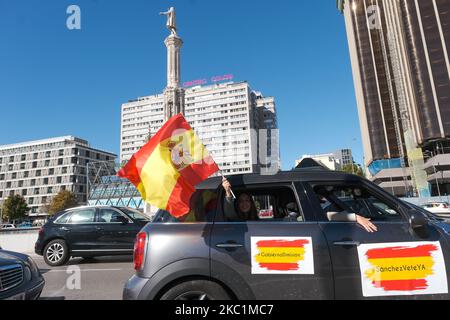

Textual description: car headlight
[26,256,40,277]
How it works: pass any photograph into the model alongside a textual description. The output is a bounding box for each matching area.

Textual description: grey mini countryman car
[123,169,450,300]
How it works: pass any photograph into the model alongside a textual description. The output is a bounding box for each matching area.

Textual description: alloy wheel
[46,243,65,263]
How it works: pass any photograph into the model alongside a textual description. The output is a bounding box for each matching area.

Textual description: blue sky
[0,0,362,170]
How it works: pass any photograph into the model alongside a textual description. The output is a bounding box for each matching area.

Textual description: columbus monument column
[160,7,185,121]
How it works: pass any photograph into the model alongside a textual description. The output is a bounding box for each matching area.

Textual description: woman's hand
[356,215,378,233]
[222,177,232,198]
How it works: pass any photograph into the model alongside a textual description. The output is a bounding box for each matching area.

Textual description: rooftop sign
[183,74,234,88]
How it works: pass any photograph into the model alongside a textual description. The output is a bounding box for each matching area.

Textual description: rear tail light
[134,232,147,271]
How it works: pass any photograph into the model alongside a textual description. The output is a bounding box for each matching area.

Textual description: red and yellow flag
[117,114,219,217]
[364,244,438,291]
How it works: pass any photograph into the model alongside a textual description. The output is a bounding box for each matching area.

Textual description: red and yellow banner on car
[251,237,314,274]
[118,114,219,218]
[357,242,448,297]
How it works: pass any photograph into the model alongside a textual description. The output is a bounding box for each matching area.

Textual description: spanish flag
[118,114,219,217]
[365,244,438,291]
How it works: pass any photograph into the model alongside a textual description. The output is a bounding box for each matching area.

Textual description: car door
[210,182,334,300]
[60,208,99,252]
[303,179,450,300]
[95,208,138,253]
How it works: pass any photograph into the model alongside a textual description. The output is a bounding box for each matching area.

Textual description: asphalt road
[32,254,135,300]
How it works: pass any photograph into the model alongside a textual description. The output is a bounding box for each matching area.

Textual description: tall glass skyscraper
[339,0,450,196]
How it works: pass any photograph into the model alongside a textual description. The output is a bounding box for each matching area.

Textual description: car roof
[196,169,362,190]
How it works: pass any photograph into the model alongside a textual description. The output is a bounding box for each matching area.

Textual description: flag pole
[219,170,236,199]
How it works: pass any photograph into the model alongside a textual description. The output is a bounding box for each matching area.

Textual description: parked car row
[1,222,44,230]
[4,169,450,300]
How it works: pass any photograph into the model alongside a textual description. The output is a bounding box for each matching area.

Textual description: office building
[334,149,354,167]
[120,81,280,175]
[0,136,117,214]
[339,0,450,196]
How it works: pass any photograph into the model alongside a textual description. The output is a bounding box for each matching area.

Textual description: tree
[341,163,364,177]
[2,195,29,223]
[47,190,79,215]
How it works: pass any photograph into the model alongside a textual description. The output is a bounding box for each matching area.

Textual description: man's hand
[222,177,232,198]
[356,215,378,233]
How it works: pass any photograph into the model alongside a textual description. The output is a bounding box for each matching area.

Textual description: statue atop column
[160,7,177,36]
[159,7,185,121]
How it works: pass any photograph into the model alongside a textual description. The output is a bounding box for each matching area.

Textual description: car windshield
[120,208,150,221]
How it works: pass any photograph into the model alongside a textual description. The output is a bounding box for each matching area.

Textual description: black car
[35,206,151,266]
[0,249,45,300]
[123,170,450,300]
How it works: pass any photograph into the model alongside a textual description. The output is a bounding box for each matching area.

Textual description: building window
[36,170,42,177]
[6,182,11,188]
[62,167,68,174]
[12,173,17,179]
[8,164,13,171]
[57,177,62,184]
[28,198,34,205]
[31,179,36,186]
[22,189,27,196]
[59,149,64,156]
[47,187,53,194]
[0,174,4,180]
[58,158,63,165]
[34,188,40,195]
[33,153,38,160]
[24,171,29,178]
[18,181,23,187]
[9,156,14,162]
[46,151,51,158]
[32,161,38,169]
[0,191,3,198]
[43,178,49,185]
[21,154,26,161]
[42,196,47,204]
[45,160,50,167]
[49,168,54,175]
[20,163,25,170]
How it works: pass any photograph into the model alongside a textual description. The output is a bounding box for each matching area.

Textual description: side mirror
[409,210,427,230]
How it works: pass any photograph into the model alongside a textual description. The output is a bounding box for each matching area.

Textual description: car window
[120,208,150,222]
[68,209,96,224]
[153,210,179,223]
[219,185,303,222]
[153,189,218,223]
[98,209,130,223]
[54,211,72,224]
[310,183,402,222]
